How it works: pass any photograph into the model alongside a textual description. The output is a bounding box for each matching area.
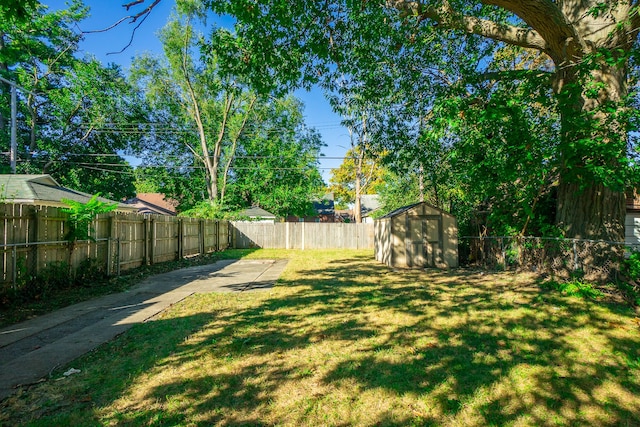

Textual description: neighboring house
[626,190,640,247]
[124,193,177,216]
[286,193,336,222]
[335,209,352,223]
[0,174,136,212]
[333,195,381,223]
[360,194,381,224]
[238,206,277,223]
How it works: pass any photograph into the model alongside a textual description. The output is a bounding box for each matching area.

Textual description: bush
[75,258,107,285]
[540,279,604,300]
[621,250,640,280]
[23,261,71,300]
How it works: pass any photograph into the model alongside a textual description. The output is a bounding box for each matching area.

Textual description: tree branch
[466,69,552,83]
[124,0,161,23]
[389,0,548,52]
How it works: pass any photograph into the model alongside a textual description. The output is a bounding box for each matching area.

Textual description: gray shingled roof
[360,194,381,216]
[0,174,135,211]
[240,206,276,218]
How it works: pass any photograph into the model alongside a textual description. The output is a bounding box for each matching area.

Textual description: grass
[1,249,640,426]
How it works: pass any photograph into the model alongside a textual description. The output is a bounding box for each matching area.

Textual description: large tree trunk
[554,62,628,241]
[556,182,625,241]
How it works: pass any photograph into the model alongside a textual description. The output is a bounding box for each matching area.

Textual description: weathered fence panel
[231,222,374,250]
[0,203,231,290]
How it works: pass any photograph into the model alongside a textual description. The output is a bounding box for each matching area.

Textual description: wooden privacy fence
[0,204,230,288]
[231,222,374,250]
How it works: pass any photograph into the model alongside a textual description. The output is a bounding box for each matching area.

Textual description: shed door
[409,216,443,267]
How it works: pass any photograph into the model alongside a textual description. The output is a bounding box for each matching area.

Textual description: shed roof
[379,201,453,219]
[0,174,135,211]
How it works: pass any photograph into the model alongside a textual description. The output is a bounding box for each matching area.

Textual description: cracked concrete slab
[0,258,288,401]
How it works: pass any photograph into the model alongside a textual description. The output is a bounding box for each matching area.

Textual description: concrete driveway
[0,258,287,401]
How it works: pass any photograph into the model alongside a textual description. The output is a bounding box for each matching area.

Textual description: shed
[374,202,458,268]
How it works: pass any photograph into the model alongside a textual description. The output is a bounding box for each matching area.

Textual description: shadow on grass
[4,256,640,426]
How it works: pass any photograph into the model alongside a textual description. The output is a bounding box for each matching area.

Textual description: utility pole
[0,76,36,173]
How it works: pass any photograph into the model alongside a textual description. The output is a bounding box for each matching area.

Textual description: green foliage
[179,201,241,220]
[195,0,640,241]
[130,10,324,216]
[0,1,142,198]
[61,194,117,243]
[0,0,40,22]
[0,259,69,306]
[329,147,384,208]
[75,258,108,286]
[540,280,604,300]
[621,250,640,280]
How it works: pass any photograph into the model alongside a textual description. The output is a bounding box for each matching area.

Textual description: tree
[329,147,384,215]
[130,13,258,205]
[223,96,326,217]
[0,0,40,22]
[0,1,143,200]
[389,1,639,242]
[196,0,640,241]
[131,7,325,215]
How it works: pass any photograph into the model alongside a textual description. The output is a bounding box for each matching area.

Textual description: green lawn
[2,249,639,426]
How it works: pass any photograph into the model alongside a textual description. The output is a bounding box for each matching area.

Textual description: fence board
[0,203,231,289]
[231,222,374,250]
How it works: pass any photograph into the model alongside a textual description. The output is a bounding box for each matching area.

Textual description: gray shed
[375,202,458,268]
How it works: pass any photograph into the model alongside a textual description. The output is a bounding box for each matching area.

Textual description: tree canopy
[0,0,144,200]
[130,8,325,216]
[180,0,640,240]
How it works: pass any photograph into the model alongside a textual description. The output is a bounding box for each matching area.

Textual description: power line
[10,152,357,161]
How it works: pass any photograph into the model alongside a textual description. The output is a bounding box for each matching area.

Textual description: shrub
[540,279,604,300]
[24,261,71,300]
[75,258,107,286]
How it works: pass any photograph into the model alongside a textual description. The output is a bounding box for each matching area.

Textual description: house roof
[124,193,177,216]
[135,193,177,213]
[313,199,335,216]
[309,192,335,216]
[240,206,276,218]
[0,174,135,211]
[360,194,381,216]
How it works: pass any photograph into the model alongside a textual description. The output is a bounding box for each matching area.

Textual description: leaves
[61,194,118,243]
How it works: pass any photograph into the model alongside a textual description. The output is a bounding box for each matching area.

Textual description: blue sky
[42,0,350,182]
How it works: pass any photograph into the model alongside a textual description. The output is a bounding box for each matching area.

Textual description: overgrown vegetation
[1,250,638,426]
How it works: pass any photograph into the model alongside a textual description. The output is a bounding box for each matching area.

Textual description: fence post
[573,239,578,271]
[177,218,183,260]
[199,219,205,255]
[286,221,290,250]
[106,213,117,276]
[32,207,39,279]
[150,218,156,265]
[143,216,149,265]
[12,244,17,289]
[116,238,121,276]
[215,220,219,251]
